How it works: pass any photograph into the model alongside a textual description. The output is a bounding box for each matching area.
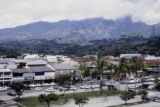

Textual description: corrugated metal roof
[50,63,78,70]
[13,66,54,73]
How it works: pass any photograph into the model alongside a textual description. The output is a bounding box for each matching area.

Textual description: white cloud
[0,0,160,28]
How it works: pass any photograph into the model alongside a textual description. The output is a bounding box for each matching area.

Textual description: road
[130,102,160,107]
[0,80,154,101]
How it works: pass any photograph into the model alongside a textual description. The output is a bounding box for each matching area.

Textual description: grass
[18,90,122,107]
[18,97,66,107]
[108,101,149,107]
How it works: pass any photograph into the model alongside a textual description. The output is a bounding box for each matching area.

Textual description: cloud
[0,0,160,28]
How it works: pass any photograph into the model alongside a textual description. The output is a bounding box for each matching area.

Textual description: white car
[92,84,100,88]
[35,84,41,87]
[45,87,55,92]
[35,87,43,91]
[42,83,50,86]
[0,86,9,91]
[80,85,90,89]
[70,86,77,90]
[148,84,155,89]
[145,78,155,82]
[49,82,56,86]
[29,84,37,87]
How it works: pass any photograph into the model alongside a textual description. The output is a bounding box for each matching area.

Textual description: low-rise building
[50,63,79,76]
[12,66,55,84]
[120,54,142,59]
[0,68,12,86]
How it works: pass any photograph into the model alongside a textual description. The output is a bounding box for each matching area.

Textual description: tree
[137,89,148,102]
[79,62,87,83]
[38,94,59,107]
[55,74,71,96]
[95,52,107,95]
[120,91,135,105]
[74,94,89,107]
[114,65,121,90]
[130,58,145,90]
[9,83,26,100]
[119,58,130,91]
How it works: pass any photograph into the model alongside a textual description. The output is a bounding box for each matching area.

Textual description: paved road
[130,102,160,107]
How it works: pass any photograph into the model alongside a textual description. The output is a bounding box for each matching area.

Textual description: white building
[0,68,12,86]
[120,54,142,59]
[144,55,160,60]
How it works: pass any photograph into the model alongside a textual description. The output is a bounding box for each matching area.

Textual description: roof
[50,63,78,70]
[146,60,160,67]
[24,54,40,59]
[120,54,142,58]
[13,66,54,73]
[145,55,160,60]
[27,60,47,66]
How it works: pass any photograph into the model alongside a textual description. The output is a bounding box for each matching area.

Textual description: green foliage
[82,67,91,77]
[74,94,89,107]
[120,91,135,104]
[55,74,71,86]
[1,36,160,56]
[38,94,59,107]
[137,89,148,95]
[19,90,121,107]
[137,89,148,101]
[119,58,130,74]
[9,83,26,100]
[79,62,87,77]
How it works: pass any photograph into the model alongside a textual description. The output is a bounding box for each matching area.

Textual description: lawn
[18,90,122,107]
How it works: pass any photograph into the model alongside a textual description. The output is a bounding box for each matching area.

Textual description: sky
[0,0,160,28]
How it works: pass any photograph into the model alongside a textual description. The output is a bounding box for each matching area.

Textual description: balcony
[0,75,12,78]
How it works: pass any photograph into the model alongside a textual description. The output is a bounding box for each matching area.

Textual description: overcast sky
[0,0,160,28]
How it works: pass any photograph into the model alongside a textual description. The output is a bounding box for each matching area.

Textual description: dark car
[7,90,16,96]
[153,96,160,102]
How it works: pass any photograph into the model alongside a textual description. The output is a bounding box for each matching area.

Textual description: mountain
[0,17,159,43]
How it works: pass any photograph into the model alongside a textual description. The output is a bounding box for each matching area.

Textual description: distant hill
[0,17,160,43]
[1,36,160,57]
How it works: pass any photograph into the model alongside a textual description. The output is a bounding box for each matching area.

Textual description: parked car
[7,90,16,96]
[79,85,90,89]
[42,83,50,86]
[0,86,9,91]
[145,78,155,82]
[92,84,100,88]
[70,86,77,90]
[153,96,160,102]
[29,84,41,87]
[35,87,43,91]
[49,82,56,86]
[45,87,55,92]
[59,87,69,91]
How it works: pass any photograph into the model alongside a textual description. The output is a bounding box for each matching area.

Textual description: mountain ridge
[0,17,159,43]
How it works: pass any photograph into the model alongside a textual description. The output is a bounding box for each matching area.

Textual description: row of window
[13,72,44,77]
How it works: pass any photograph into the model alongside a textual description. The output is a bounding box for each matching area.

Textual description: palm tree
[112,64,121,91]
[79,62,87,84]
[38,94,59,107]
[119,58,130,91]
[94,52,107,95]
[130,58,145,90]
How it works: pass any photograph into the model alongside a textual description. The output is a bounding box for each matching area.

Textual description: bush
[120,91,135,105]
